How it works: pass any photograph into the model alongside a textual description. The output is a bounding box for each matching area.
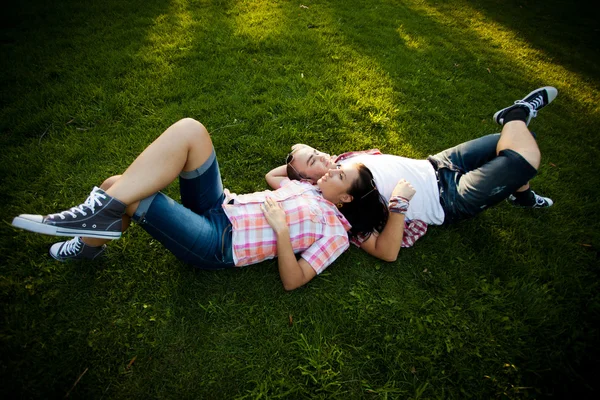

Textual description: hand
[260,197,289,234]
[391,179,416,201]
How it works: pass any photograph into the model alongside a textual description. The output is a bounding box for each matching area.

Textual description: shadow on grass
[462,0,600,85]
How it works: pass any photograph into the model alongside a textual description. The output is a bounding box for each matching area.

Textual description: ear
[340,193,353,203]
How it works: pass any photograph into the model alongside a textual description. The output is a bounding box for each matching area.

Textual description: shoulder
[336,149,383,162]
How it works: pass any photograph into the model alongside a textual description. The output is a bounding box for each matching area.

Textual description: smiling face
[316,164,360,205]
[288,145,336,183]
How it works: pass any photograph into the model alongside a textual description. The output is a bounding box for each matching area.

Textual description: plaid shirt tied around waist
[222,179,351,274]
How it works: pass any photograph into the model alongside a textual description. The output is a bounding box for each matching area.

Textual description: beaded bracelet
[388,195,410,214]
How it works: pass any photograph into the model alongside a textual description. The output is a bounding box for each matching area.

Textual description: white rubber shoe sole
[12,214,122,239]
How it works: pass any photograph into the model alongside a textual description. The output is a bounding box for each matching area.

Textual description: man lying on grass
[11,118,412,291]
[266,87,557,261]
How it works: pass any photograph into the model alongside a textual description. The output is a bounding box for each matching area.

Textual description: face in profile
[288,144,336,182]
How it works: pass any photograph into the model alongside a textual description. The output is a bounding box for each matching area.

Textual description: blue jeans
[131,150,235,269]
[428,134,538,225]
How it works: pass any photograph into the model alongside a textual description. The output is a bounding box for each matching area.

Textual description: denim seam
[133,193,157,223]
[219,224,233,263]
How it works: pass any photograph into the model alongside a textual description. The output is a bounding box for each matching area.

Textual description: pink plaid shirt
[335,149,429,248]
[222,179,351,273]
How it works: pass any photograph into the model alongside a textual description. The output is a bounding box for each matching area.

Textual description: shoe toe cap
[12,214,44,227]
[49,242,65,261]
[17,214,44,222]
[544,86,558,103]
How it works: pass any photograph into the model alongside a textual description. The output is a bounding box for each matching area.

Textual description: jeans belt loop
[428,157,441,185]
[428,157,445,208]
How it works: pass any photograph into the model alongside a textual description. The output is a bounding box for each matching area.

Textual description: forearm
[275,229,310,291]
[361,181,415,262]
[262,197,316,290]
[265,165,288,189]
[372,212,405,261]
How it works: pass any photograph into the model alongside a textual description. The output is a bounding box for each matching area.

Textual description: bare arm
[265,165,288,189]
[360,213,406,262]
[359,179,416,262]
[261,197,317,291]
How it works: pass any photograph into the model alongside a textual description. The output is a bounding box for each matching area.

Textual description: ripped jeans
[428,134,538,225]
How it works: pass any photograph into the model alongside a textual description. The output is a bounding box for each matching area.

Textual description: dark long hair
[338,164,389,239]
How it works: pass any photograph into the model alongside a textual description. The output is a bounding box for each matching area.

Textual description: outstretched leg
[12,118,214,242]
[50,175,129,261]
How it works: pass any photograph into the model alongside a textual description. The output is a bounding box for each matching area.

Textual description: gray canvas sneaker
[50,237,107,261]
[493,86,558,126]
[12,187,125,239]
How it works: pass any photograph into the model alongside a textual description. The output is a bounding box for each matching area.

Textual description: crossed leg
[81,118,215,247]
[11,118,217,257]
[497,120,540,192]
[431,120,542,223]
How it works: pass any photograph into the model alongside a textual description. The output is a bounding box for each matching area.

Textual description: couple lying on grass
[12,87,556,291]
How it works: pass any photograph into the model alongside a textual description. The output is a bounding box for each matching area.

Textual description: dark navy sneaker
[49,237,106,261]
[12,187,125,239]
[494,86,558,126]
[508,191,554,208]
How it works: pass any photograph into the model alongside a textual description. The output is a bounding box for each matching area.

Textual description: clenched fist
[391,179,416,201]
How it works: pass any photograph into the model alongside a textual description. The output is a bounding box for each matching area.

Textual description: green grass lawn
[1,0,599,398]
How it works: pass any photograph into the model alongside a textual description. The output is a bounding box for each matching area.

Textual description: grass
[1,0,599,398]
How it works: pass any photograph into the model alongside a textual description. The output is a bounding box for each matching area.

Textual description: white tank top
[339,154,445,225]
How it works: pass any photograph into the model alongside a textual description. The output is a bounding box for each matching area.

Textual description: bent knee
[497,150,539,187]
[177,117,201,126]
[513,148,540,170]
[174,118,210,142]
[178,118,207,133]
[100,175,122,190]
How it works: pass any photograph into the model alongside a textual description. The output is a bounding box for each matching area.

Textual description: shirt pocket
[309,204,326,224]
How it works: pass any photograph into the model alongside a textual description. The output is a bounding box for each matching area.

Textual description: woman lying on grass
[266,87,558,260]
[11,118,414,291]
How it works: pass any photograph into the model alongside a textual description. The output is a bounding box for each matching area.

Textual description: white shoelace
[515,95,543,118]
[49,187,107,220]
[59,237,82,256]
